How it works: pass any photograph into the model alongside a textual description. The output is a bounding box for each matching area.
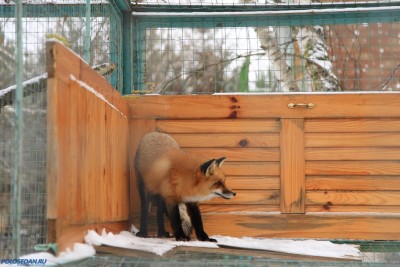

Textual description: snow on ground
[84,228,218,256]
[8,227,361,266]
[84,227,361,260]
[215,236,361,260]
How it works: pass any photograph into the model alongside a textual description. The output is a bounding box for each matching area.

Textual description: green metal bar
[132,7,400,28]
[130,1,400,12]
[122,12,132,95]
[85,0,91,63]
[114,0,131,12]
[12,0,23,258]
[0,4,110,18]
[108,1,122,91]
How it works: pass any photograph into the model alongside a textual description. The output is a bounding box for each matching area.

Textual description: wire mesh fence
[135,17,400,94]
[1,0,400,261]
[0,78,47,258]
[0,0,123,92]
[0,0,124,257]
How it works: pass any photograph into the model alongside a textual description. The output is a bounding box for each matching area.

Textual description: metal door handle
[288,103,315,109]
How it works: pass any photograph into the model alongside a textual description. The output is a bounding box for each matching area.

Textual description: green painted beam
[132,17,146,92]
[0,4,110,18]
[115,0,131,12]
[130,2,400,13]
[122,12,133,95]
[0,0,129,17]
[132,8,400,28]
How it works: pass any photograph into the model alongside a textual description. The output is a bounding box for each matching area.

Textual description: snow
[84,227,361,260]
[0,73,47,98]
[69,75,127,119]
[215,236,361,260]
[132,6,400,17]
[1,243,95,267]
[84,229,218,256]
[0,86,15,99]
[7,226,361,265]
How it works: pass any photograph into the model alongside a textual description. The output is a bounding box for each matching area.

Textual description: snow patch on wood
[69,75,127,119]
[215,236,361,260]
[84,228,361,260]
[84,229,218,256]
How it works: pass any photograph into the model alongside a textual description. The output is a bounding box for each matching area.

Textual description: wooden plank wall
[158,119,281,213]
[305,118,400,213]
[46,41,130,252]
[128,94,400,240]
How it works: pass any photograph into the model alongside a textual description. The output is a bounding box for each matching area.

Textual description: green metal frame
[130,4,400,92]
[132,7,400,28]
[130,1,400,13]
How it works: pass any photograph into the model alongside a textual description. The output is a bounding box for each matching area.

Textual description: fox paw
[157,231,171,238]
[197,232,216,242]
[136,231,148,238]
[175,234,191,241]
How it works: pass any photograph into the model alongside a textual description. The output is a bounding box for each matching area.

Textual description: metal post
[12,0,23,258]
[85,0,91,63]
[122,12,132,95]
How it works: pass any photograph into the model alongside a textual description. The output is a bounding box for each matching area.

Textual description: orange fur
[135,132,235,206]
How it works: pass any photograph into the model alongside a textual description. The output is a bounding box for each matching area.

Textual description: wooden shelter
[46,41,400,252]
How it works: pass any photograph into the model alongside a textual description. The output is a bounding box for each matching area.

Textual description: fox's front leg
[166,202,190,241]
[186,202,216,242]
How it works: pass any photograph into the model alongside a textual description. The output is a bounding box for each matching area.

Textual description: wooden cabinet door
[128,93,400,240]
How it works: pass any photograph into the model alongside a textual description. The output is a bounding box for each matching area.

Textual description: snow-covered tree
[241,0,341,92]
[293,26,341,91]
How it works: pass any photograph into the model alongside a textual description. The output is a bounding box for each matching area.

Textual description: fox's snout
[215,189,236,199]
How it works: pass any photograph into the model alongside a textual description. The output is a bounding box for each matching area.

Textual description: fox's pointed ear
[215,157,226,167]
[200,159,216,176]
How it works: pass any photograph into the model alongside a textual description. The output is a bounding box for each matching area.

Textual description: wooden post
[280,118,305,213]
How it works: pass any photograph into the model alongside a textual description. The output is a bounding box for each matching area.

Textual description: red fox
[134,132,236,242]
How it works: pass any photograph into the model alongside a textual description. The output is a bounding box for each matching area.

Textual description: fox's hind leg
[136,176,150,238]
[186,202,216,242]
[155,195,170,238]
[166,201,190,241]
